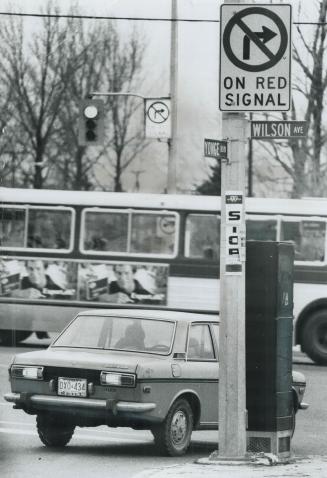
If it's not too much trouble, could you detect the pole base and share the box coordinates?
[197,451,252,466]
[247,430,292,461]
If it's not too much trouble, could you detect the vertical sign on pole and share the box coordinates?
[218,1,292,460]
[145,98,171,139]
[225,191,246,274]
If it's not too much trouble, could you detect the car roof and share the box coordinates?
[77,308,219,323]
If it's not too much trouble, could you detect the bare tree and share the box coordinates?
[252,1,327,198]
[0,5,148,191]
[293,0,327,196]
[101,27,149,192]
[0,84,21,186]
[0,7,85,188]
[51,18,111,190]
[56,22,148,192]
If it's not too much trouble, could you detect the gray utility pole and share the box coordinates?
[218,0,248,459]
[167,0,178,194]
[247,112,253,197]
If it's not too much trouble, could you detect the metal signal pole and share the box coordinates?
[167,0,178,194]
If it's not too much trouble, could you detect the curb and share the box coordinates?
[133,455,327,478]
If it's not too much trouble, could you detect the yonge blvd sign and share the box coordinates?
[219,4,292,111]
[204,138,228,159]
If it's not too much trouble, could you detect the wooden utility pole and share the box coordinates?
[218,0,248,459]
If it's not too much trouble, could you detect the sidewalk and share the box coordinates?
[134,455,327,478]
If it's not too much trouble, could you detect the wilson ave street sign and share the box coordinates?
[251,121,308,139]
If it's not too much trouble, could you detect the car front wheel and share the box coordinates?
[152,398,193,456]
[36,414,75,447]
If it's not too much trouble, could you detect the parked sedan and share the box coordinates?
[4,309,308,456]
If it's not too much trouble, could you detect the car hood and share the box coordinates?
[11,348,164,374]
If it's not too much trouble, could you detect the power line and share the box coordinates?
[0,11,219,23]
[0,11,325,25]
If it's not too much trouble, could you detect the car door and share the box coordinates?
[181,322,219,427]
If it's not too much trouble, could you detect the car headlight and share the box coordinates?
[11,365,44,380]
[100,371,136,388]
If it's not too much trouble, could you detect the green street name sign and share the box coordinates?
[204,138,228,159]
[251,120,307,139]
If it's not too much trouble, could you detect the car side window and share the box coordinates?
[187,324,215,361]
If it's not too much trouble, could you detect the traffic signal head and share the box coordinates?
[78,99,104,146]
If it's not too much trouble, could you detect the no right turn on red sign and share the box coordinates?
[219,4,292,112]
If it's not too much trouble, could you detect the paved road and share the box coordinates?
[0,339,324,478]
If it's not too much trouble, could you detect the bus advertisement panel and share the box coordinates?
[0,258,168,306]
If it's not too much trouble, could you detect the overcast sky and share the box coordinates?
[0,0,318,193]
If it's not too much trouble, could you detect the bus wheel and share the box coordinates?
[152,398,193,456]
[0,330,31,345]
[302,311,327,365]
[36,414,75,447]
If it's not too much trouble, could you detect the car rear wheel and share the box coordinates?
[36,414,75,447]
[152,398,193,456]
[302,311,327,365]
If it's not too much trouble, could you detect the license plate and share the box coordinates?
[58,377,87,397]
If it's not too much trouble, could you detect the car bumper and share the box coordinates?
[4,392,156,414]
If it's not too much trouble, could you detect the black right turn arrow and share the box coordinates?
[243,26,277,60]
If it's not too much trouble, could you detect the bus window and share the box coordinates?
[185,214,220,259]
[83,211,128,252]
[246,218,277,241]
[281,219,326,262]
[0,207,26,247]
[130,213,176,255]
[27,209,71,250]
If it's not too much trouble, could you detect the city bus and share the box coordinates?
[1,187,327,365]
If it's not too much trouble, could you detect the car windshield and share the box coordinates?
[52,315,175,354]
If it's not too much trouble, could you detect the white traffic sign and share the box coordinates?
[219,4,292,112]
[145,98,171,139]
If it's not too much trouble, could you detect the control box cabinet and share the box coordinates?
[246,241,294,458]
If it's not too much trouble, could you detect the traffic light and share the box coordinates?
[78,99,104,146]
